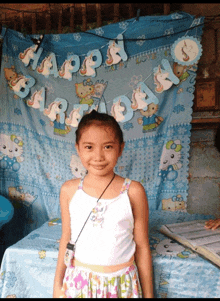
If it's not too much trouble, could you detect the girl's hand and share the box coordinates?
[205,218,220,230]
[53,285,67,298]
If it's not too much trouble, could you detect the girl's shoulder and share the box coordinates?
[129,180,145,194]
[60,178,81,203]
[115,176,145,195]
[128,180,148,209]
[61,177,80,190]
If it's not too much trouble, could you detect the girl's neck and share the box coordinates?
[84,172,115,185]
[82,172,124,199]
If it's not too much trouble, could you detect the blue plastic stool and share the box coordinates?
[0,196,14,230]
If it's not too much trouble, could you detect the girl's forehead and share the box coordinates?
[80,124,116,139]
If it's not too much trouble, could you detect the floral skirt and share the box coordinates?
[60,262,142,298]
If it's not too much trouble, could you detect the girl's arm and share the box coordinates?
[129,181,154,298]
[53,180,76,298]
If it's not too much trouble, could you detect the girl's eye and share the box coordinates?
[85,145,92,150]
[105,145,113,149]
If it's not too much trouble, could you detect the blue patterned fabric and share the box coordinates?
[0,196,14,229]
[0,12,204,236]
[0,212,217,298]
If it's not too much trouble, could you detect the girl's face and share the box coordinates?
[75,124,124,177]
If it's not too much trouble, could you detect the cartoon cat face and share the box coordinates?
[160,149,181,170]
[140,103,158,117]
[70,154,87,178]
[159,140,182,170]
[162,198,176,211]
[75,82,94,98]
[162,197,186,211]
[0,134,23,159]
[4,66,18,82]
[175,200,186,210]
[156,238,185,256]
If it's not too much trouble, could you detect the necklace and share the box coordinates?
[95,173,116,200]
[64,173,116,267]
[75,173,115,243]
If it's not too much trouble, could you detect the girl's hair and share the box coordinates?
[75,110,124,145]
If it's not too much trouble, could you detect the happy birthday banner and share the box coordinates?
[0,12,204,235]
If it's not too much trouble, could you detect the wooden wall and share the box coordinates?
[0,3,169,34]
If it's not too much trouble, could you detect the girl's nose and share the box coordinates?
[94,148,104,161]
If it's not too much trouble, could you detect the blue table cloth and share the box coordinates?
[0,211,217,298]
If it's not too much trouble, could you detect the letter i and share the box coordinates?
[49,53,59,78]
[39,87,46,112]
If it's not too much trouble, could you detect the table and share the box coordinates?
[0,211,218,298]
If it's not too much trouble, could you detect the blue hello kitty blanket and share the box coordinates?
[0,12,204,236]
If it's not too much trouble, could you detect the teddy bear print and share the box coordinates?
[4,66,22,99]
[137,103,163,132]
[173,62,190,84]
[4,66,19,86]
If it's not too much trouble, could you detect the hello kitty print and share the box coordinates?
[0,134,24,172]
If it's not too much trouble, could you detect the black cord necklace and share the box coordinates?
[74,173,116,244]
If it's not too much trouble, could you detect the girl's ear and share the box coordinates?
[119,142,125,157]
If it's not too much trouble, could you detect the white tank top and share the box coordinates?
[69,177,136,266]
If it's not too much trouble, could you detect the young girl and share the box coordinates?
[53,110,154,298]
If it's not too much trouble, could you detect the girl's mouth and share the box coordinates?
[91,165,106,170]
